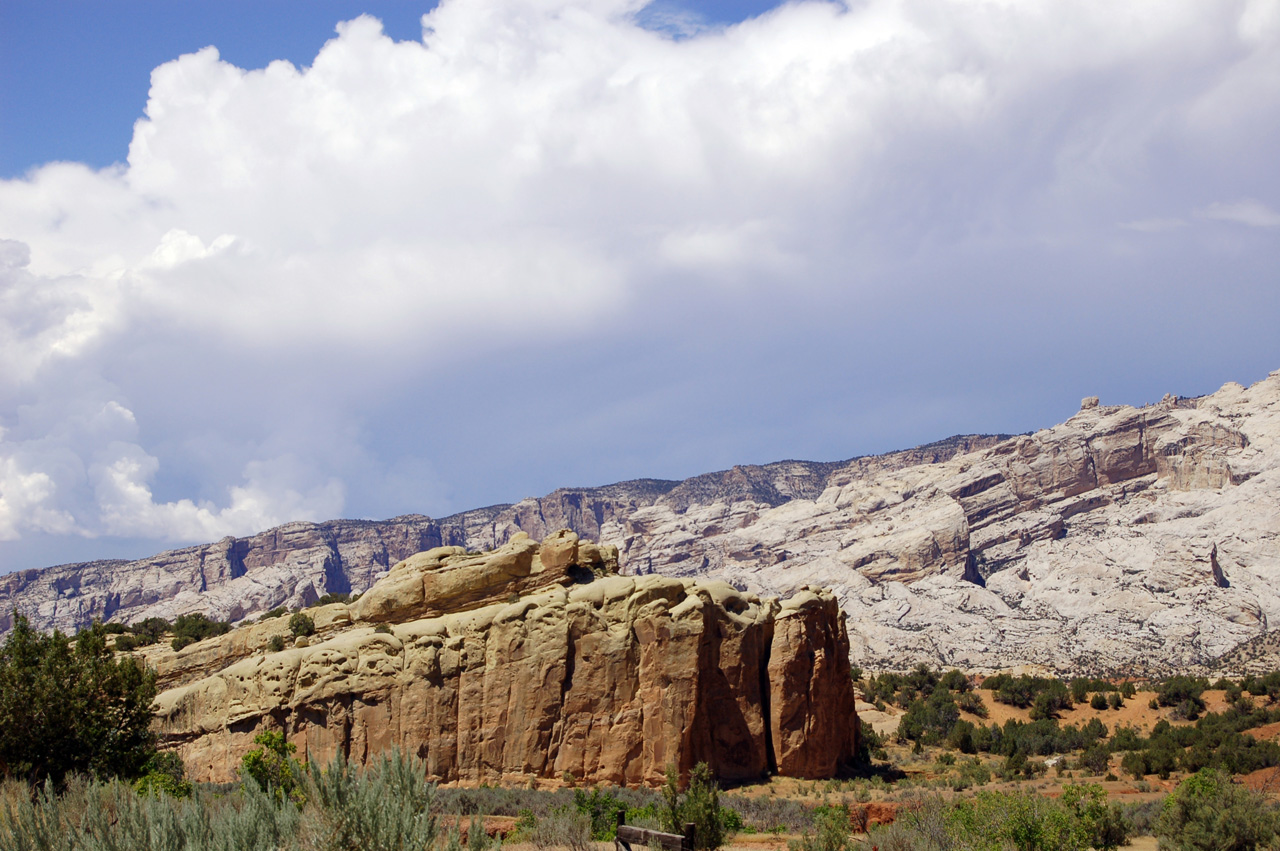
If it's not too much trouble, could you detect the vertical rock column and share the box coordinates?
[767,589,857,778]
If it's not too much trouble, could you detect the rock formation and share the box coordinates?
[6,368,1280,676]
[151,533,858,785]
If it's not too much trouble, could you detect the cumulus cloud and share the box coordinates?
[0,0,1278,563]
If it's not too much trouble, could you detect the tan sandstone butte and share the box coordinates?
[151,532,858,786]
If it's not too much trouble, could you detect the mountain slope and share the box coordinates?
[4,369,1279,675]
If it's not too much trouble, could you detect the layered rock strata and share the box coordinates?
[153,534,857,785]
[8,369,1280,675]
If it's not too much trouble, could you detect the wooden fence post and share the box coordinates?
[683,822,696,851]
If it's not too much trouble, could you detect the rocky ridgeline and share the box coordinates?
[4,369,1280,675]
[0,437,1000,637]
[151,532,857,785]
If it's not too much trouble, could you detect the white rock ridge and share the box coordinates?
[5,370,1280,675]
[623,372,1280,676]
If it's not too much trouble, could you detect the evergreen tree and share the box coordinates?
[0,614,158,785]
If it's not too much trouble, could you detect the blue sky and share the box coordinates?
[1,1,778,177]
[1,0,1278,571]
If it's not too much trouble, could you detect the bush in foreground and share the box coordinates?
[661,762,732,850]
[788,804,855,851]
[1,750,447,851]
[1157,768,1280,851]
[0,616,158,786]
[241,731,305,805]
[870,785,1127,851]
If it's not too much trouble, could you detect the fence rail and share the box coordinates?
[615,812,695,851]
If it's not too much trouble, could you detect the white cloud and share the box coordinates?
[92,444,344,541]
[0,0,1278,559]
[1201,198,1280,228]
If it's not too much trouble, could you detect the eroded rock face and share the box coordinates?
[0,517,458,636]
[672,373,1280,676]
[9,370,1280,676]
[153,534,857,785]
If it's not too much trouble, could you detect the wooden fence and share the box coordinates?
[614,812,695,851]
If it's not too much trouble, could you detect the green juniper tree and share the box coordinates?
[0,614,158,786]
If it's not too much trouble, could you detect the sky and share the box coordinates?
[1,0,1278,572]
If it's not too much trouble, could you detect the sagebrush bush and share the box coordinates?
[0,773,300,851]
[788,804,854,851]
[870,785,1126,851]
[302,751,438,851]
[531,806,592,851]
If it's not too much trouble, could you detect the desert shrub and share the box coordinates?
[984,674,1069,711]
[532,806,593,851]
[906,664,942,694]
[982,717,1106,760]
[375,624,393,635]
[855,724,887,764]
[241,730,305,805]
[303,750,438,851]
[1090,693,1108,711]
[259,607,288,621]
[112,634,146,652]
[897,690,960,745]
[289,613,316,639]
[133,751,192,798]
[1122,798,1164,835]
[1121,750,1148,779]
[507,808,538,843]
[940,669,971,692]
[1243,671,1280,703]
[958,757,991,788]
[1078,745,1110,776]
[1107,691,1124,710]
[661,763,729,850]
[1111,725,1144,752]
[170,612,233,651]
[1157,768,1280,851]
[945,720,978,753]
[267,635,286,652]
[129,617,171,643]
[1156,676,1209,717]
[574,787,626,839]
[0,773,300,851]
[788,804,854,851]
[956,690,988,718]
[0,617,158,786]
[871,785,1124,851]
[315,593,351,607]
[865,672,904,706]
[1029,681,1073,720]
[720,793,813,833]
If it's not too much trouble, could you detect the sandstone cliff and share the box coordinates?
[152,533,858,785]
